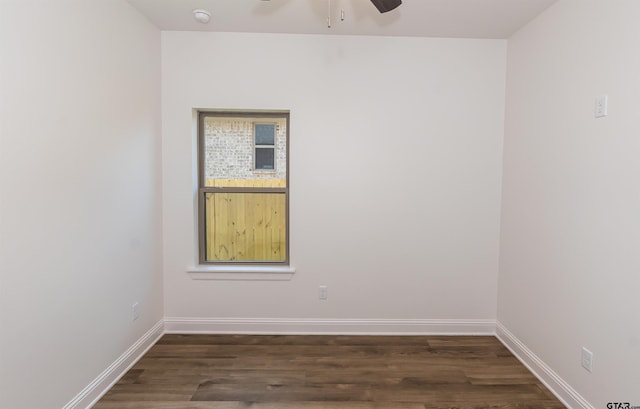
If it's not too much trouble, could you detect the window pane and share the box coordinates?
[204,192,286,262]
[255,123,275,145]
[255,147,275,170]
[203,116,286,188]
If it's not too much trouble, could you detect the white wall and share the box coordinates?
[499,0,640,406]
[0,1,162,408]
[5,1,635,407]
[162,32,506,326]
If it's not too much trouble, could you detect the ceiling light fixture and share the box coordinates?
[192,9,211,24]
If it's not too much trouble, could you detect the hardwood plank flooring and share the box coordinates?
[93,335,565,409]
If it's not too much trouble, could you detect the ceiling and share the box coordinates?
[126,0,558,39]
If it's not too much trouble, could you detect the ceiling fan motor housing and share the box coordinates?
[370,0,402,13]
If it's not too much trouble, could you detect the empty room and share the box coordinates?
[1,1,638,408]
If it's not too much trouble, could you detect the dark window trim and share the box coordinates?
[197,110,290,266]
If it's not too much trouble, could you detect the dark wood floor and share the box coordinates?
[93,334,565,409]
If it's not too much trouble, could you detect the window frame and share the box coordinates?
[197,110,290,266]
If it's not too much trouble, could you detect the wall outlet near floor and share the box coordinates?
[581,347,593,372]
[318,285,328,300]
[132,302,140,321]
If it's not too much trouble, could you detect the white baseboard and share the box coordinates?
[164,317,496,335]
[496,321,594,409]
[63,319,164,409]
[62,318,591,409]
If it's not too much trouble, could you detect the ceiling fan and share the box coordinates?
[260,0,402,14]
[370,0,402,13]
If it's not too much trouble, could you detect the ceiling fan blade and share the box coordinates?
[370,0,402,13]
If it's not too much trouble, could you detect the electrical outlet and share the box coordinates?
[318,285,328,300]
[581,347,593,372]
[132,302,140,321]
[595,95,608,118]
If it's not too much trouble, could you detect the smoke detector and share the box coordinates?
[192,9,211,24]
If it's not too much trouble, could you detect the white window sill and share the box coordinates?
[187,265,295,281]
